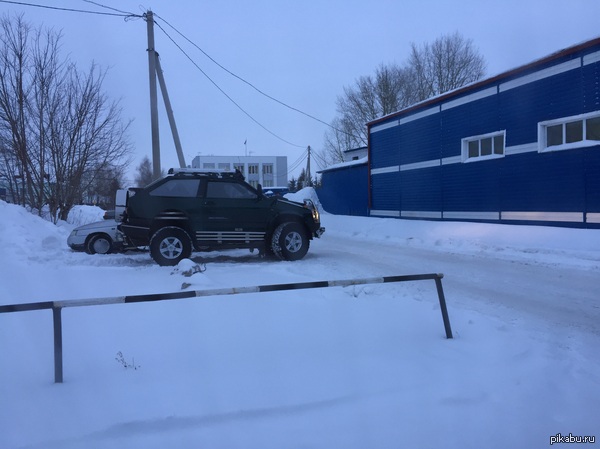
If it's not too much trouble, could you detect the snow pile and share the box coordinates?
[67,204,107,227]
[285,186,324,213]
[0,200,71,262]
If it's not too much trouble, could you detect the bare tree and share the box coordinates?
[320,32,486,166]
[0,14,132,221]
[0,14,30,207]
[46,63,132,221]
[408,31,486,102]
[87,161,126,209]
[321,64,414,164]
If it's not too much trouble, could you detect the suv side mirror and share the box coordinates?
[256,183,263,198]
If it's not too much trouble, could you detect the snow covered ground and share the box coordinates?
[1,191,599,449]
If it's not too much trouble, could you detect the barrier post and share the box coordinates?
[434,276,453,339]
[52,307,63,383]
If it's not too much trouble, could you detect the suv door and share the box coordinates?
[195,179,273,246]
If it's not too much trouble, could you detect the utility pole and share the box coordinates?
[146,10,161,179]
[155,57,186,168]
[306,145,313,187]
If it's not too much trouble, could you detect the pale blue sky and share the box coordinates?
[2,0,600,181]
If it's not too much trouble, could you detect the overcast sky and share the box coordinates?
[2,0,600,181]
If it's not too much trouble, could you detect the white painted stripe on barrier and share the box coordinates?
[192,286,260,297]
[55,297,126,308]
[328,277,385,287]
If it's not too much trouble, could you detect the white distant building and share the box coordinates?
[191,155,288,189]
[343,146,368,162]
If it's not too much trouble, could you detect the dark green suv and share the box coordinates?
[115,169,324,266]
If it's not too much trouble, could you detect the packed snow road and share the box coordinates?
[311,232,600,338]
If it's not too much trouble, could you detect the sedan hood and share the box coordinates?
[74,219,118,232]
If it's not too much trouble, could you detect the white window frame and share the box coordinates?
[538,110,600,153]
[461,130,506,163]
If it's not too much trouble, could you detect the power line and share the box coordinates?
[153,13,334,129]
[287,151,308,175]
[80,0,136,16]
[151,16,305,149]
[0,0,141,18]
[153,13,361,142]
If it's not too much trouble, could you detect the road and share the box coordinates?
[308,233,600,337]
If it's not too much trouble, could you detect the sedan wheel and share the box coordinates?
[86,234,113,255]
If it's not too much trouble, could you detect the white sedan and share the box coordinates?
[67,219,130,255]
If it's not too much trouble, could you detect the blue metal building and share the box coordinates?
[367,37,600,228]
[317,159,369,216]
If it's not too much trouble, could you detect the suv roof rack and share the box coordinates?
[167,167,244,179]
[168,167,230,174]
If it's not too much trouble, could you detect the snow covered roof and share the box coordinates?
[317,156,368,174]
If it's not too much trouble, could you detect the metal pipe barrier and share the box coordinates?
[0,273,453,383]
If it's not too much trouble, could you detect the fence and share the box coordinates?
[0,273,453,383]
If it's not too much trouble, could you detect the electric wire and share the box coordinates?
[153,12,362,142]
[80,0,136,16]
[153,14,333,129]
[311,150,328,170]
[285,151,307,176]
[151,16,305,149]
[0,0,141,18]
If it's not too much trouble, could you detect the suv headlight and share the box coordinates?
[303,199,319,222]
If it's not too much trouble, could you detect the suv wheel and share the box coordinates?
[150,226,192,266]
[271,222,309,261]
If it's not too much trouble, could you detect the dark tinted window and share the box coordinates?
[206,181,257,199]
[149,179,201,197]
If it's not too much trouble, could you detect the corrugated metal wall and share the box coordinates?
[368,39,600,228]
[317,163,368,216]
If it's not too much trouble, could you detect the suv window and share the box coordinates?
[206,181,257,199]
[149,179,201,197]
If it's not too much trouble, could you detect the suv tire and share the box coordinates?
[150,226,192,266]
[271,222,309,261]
